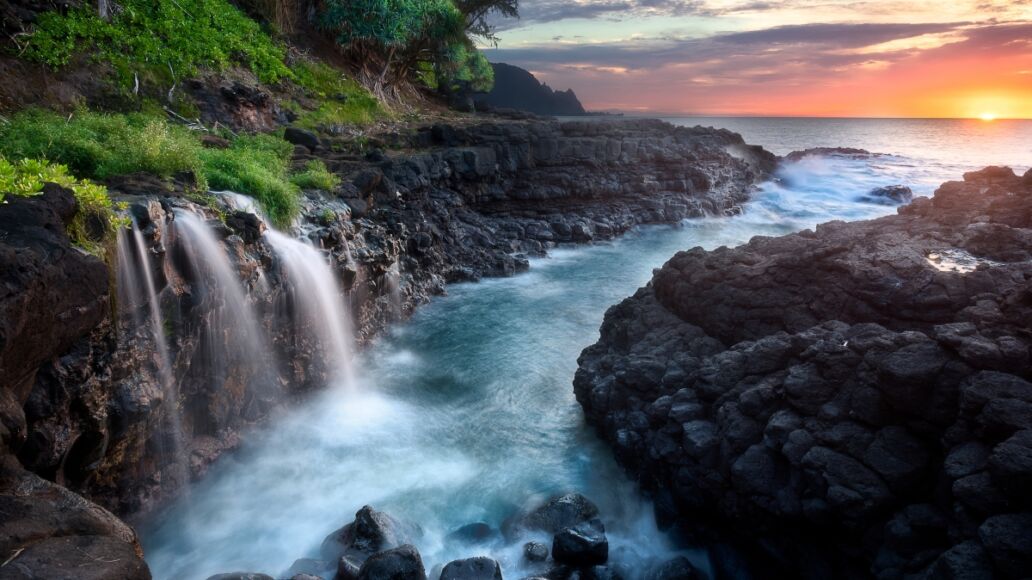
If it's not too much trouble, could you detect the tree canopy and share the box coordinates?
[319,0,517,100]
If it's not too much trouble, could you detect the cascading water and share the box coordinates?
[171,211,279,412]
[265,229,356,386]
[116,220,188,489]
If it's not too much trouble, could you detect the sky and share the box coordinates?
[482,0,1032,118]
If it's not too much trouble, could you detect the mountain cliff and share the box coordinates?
[478,63,588,116]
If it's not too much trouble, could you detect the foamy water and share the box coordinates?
[141,120,1032,580]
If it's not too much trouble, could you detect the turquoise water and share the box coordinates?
[141,119,1032,579]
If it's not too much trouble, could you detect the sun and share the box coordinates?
[979,112,998,121]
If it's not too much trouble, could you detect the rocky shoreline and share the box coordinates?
[574,166,1032,578]
[0,117,774,578]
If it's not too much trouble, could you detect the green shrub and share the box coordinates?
[0,109,307,227]
[0,109,203,180]
[200,135,300,227]
[24,0,291,85]
[291,160,340,191]
[0,155,125,254]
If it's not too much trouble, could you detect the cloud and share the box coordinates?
[483,20,1032,114]
[491,0,709,29]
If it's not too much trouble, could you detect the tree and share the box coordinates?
[319,0,516,101]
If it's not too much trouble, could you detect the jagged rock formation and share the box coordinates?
[575,167,1032,578]
[478,63,588,116]
[0,117,773,575]
[0,188,151,578]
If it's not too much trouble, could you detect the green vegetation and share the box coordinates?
[199,134,300,226]
[0,109,344,228]
[0,155,124,254]
[292,61,385,127]
[0,109,202,180]
[24,0,290,85]
[318,0,515,99]
[291,160,340,191]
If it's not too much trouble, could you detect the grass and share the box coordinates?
[0,109,344,228]
[292,61,384,128]
[291,160,340,191]
[23,0,291,86]
[0,155,126,255]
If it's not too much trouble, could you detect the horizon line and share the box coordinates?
[591,112,1032,121]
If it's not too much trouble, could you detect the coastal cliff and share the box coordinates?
[574,167,1032,578]
[0,117,773,577]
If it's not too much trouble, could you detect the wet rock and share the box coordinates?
[439,556,503,580]
[337,555,362,580]
[206,574,275,580]
[447,522,495,543]
[521,493,601,534]
[552,518,608,567]
[574,166,1032,578]
[861,185,913,205]
[286,558,331,578]
[356,545,426,580]
[321,506,416,563]
[523,541,549,562]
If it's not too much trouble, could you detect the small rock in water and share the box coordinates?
[292,575,323,580]
[439,556,503,580]
[523,541,549,562]
[860,184,913,205]
[321,505,416,563]
[205,574,274,580]
[446,522,495,543]
[519,493,601,534]
[552,518,609,566]
[356,545,426,580]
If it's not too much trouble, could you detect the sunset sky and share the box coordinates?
[484,0,1032,118]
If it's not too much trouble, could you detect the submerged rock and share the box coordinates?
[860,184,913,205]
[523,541,549,563]
[574,167,1032,578]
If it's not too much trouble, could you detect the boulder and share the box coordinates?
[284,127,321,151]
[321,506,416,563]
[552,518,608,567]
[356,545,426,580]
[523,541,549,563]
[520,493,601,534]
[861,185,913,205]
[439,557,503,580]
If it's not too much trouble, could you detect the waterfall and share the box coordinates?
[171,210,278,405]
[116,221,188,489]
[265,230,355,387]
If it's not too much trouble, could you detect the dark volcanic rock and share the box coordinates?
[574,167,1032,579]
[0,454,150,579]
[356,544,426,580]
[439,556,503,580]
[861,184,913,205]
[524,541,549,562]
[321,505,417,564]
[552,518,609,567]
[518,493,601,534]
[0,185,108,400]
